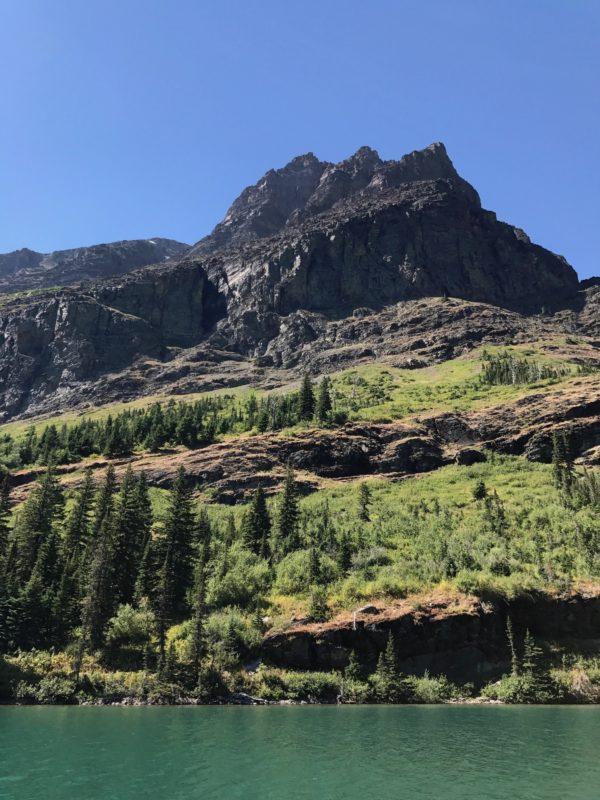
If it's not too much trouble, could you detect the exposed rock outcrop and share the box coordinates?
[0,237,189,293]
[262,589,600,683]
[0,143,591,420]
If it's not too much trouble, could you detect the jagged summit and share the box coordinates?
[188,142,478,257]
[0,142,587,420]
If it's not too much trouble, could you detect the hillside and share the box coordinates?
[1,144,600,705]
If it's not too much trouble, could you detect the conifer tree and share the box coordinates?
[112,466,147,605]
[159,467,195,619]
[308,587,331,622]
[298,375,315,421]
[506,616,519,676]
[337,530,353,572]
[276,466,300,556]
[358,482,372,522]
[0,473,11,560]
[63,468,95,570]
[473,480,488,501]
[345,649,363,681]
[190,552,207,681]
[242,485,271,556]
[13,468,64,585]
[314,377,332,423]
[79,510,117,654]
[90,465,117,551]
[375,631,404,702]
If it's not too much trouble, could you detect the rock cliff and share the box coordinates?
[0,143,591,419]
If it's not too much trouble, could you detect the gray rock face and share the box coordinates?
[0,262,223,419]
[0,238,189,293]
[0,142,587,420]
[189,142,479,257]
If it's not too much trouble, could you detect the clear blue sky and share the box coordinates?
[1,0,598,277]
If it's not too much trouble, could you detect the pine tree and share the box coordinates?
[375,631,404,702]
[0,473,11,560]
[276,466,300,556]
[13,468,64,585]
[552,431,566,489]
[190,554,207,681]
[90,465,117,551]
[473,480,488,501]
[506,616,519,676]
[63,468,95,573]
[308,587,331,622]
[337,530,352,572]
[345,649,363,681]
[242,486,271,556]
[314,377,332,423]
[358,482,371,522]
[298,375,315,421]
[112,466,148,605]
[157,467,195,628]
[79,510,117,654]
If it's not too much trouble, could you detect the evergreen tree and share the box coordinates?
[112,466,147,605]
[375,631,404,702]
[314,376,332,423]
[308,587,331,622]
[0,473,11,560]
[276,466,300,556]
[158,467,195,622]
[298,375,315,421]
[345,649,364,681]
[62,468,95,572]
[473,480,488,501]
[337,530,353,572]
[242,485,271,556]
[79,510,117,654]
[13,468,64,585]
[90,465,117,551]
[358,482,372,522]
[190,553,207,681]
[194,508,212,553]
[506,616,519,676]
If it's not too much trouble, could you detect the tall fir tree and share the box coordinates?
[358,482,372,522]
[13,468,64,586]
[298,375,316,421]
[314,376,332,423]
[276,466,300,556]
[242,485,271,556]
[157,466,195,625]
[112,466,148,605]
[0,473,11,560]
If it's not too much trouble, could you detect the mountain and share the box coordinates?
[0,143,591,421]
[3,144,600,706]
[0,237,189,293]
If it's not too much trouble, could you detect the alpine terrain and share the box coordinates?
[1,143,600,706]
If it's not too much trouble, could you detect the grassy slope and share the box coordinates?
[0,340,588,442]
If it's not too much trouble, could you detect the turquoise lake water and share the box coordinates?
[1,706,599,800]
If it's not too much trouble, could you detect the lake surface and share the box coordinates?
[1,706,599,800]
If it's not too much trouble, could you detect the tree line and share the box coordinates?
[0,376,340,471]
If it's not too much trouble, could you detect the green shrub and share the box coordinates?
[405,673,465,703]
[275,550,339,595]
[206,543,271,609]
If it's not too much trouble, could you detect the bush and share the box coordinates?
[481,673,561,704]
[405,673,465,703]
[206,543,271,609]
[204,608,262,668]
[275,550,339,595]
[16,672,76,704]
[105,602,156,649]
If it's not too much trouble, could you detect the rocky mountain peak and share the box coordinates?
[188,142,477,258]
